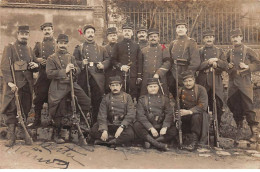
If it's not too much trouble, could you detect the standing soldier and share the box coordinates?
[1,25,39,147]
[136,26,148,49]
[134,78,177,151]
[111,22,143,101]
[31,22,56,128]
[168,19,200,98]
[104,27,118,94]
[73,24,109,124]
[46,34,91,144]
[90,76,136,147]
[140,28,171,96]
[197,30,228,127]
[226,28,260,142]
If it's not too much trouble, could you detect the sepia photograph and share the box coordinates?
[0,0,260,169]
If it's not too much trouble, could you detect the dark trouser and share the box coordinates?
[90,123,135,145]
[207,89,223,124]
[33,71,51,116]
[227,90,258,126]
[5,83,32,125]
[133,121,177,142]
[181,113,203,137]
[167,74,183,100]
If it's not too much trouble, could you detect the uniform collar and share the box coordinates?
[16,40,27,45]
[204,44,214,48]
[177,35,188,40]
[150,43,159,47]
[123,38,132,43]
[85,40,95,44]
[58,49,67,54]
[109,42,116,46]
[234,43,243,48]
[43,37,54,41]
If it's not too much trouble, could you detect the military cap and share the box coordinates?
[147,28,159,36]
[109,76,122,84]
[18,25,29,33]
[203,29,215,37]
[83,24,96,34]
[40,22,53,30]
[107,27,117,35]
[122,22,134,30]
[57,34,69,42]
[147,78,159,85]
[176,19,187,27]
[137,26,147,33]
[230,28,243,37]
[181,70,194,80]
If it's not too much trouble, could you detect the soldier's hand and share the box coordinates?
[8,82,17,93]
[160,127,167,135]
[121,65,130,72]
[37,58,46,65]
[212,62,218,68]
[136,78,142,85]
[65,63,75,73]
[208,58,218,65]
[115,126,124,138]
[97,62,104,69]
[228,63,234,69]
[180,109,193,116]
[153,74,159,79]
[101,130,108,141]
[83,59,89,65]
[150,127,159,137]
[239,62,249,69]
[29,62,39,69]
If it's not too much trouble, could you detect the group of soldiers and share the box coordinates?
[1,19,260,151]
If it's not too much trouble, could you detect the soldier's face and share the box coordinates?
[147,84,159,95]
[231,35,243,45]
[183,77,195,90]
[203,35,215,46]
[148,34,159,44]
[109,83,122,94]
[84,28,95,41]
[137,31,147,41]
[57,41,68,51]
[107,33,118,44]
[122,29,133,39]
[176,25,187,36]
[17,32,29,43]
[43,27,54,38]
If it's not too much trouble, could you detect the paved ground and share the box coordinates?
[0,140,260,169]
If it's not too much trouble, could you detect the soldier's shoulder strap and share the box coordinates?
[122,92,128,104]
[242,44,248,62]
[215,46,220,59]
[78,43,84,57]
[194,84,199,101]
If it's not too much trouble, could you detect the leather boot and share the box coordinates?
[5,124,16,147]
[156,136,166,143]
[145,135,169,151]
[28,110,41,129]
[249,125,259,143]
[183,133,198,151]
[144,142,151,149]
[54,128,65,144]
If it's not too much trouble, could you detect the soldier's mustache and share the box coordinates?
[45,33,50,35]
[88,36,93,38]
[113,89,118,92]
[151,39,156,41]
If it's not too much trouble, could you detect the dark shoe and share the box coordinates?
[5,124,16,147]
[145,135,169,151]
[183,144,196,152]
[156,136,166,142]
[24,137,33,145]
[144,141,151,149]
[53,128,65,144]
[94,139,110,146]
[184,133,198,151]
[28,111,41,129]
[249,125,259,143]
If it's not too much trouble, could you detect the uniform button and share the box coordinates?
[204,54,206,56]
[192,95,194,97]
[192,89,194,91]
[20,54,23,56]
[111,107,114,109]
[240,53,243,55]
[43,51,45,52]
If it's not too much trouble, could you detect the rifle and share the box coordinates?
[69,67,88,147]
[8,57,33,145]
[211,67,220,147]
[85,62,93,126]
[158,78,165,95]
[174,7,203,148]
[123,62,132,93]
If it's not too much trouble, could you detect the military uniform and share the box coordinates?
[33,22,56,126]
[111,23,143,99]
[136,26,148,49]
[90,89,136,145]
[226,29,260,128]
[197,30,228,124]
[168,20,200,98]
[73,25,109,124]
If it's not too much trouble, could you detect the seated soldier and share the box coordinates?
[134,78,177,151]
[46,34,91,144]
[89,76,136,147]
[178,70,209,151]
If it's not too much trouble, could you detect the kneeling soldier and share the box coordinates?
[90,76,136,147]
[46,34,91,144]
[134,78,177,151]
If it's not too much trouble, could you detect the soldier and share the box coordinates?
[140,28,171,96]
[168,19,200,98]
[90,76,136,147]
[196,30,228,127]
[0,25,39,147]
[136,26,148,49]
[226,28,260,142]
[104,27,118,94]
[178,70,209,151]
[111,22,143,100]
[31,22,56,128]
[134,78,177,151]
[73,24,109,124]
[46,34,91,144]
